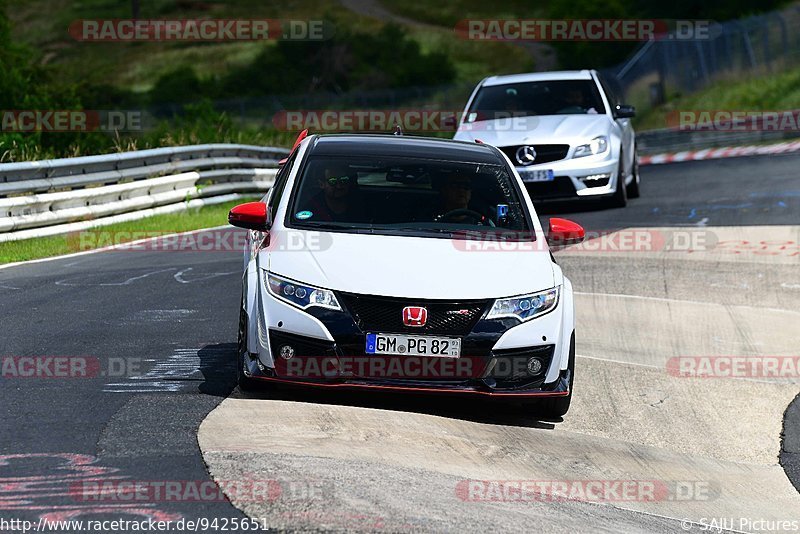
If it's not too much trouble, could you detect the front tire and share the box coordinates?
[609,153,628,208]
[626,148,641,199]
[237,295,259,392]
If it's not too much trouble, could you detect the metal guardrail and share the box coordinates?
[0,144,287,196]
[0,144,289,242]
[636,127,800,155]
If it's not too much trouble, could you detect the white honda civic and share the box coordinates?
[454,69,640,207]
[228,131,585,417]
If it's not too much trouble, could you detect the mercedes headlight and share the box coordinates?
[486,287,560,322]
[265,272,341,311]
[573,136,608,158]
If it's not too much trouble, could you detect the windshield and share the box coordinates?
[288,155,532,239]
[466,80,607,121]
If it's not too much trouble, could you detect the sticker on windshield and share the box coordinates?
[296,211,313,220]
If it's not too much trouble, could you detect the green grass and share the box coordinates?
[0,196,258,264]
[8,0,363,91]
[634,66,800,130]
[406,26,535,82]
[380,0,550,27]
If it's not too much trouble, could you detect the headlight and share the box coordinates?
[573,136,608,158]
[486,287,559,322]
[265,272,341,311]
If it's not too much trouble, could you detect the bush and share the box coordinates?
[219,23,456,97]
[149,66,204,106]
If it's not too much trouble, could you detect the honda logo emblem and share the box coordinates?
[402,306,428,327]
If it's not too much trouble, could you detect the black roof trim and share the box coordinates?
[307,134,503,164]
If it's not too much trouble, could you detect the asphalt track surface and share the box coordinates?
[1,153,798,532]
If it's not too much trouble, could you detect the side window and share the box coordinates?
[267,152,296,221]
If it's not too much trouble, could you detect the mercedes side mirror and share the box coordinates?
[613,104,636,119]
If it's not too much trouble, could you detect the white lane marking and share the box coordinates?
[574,291,800,316]
[0,284,21,290]
[174,268,193,283]
[131,309,198,322]
[55,267,178,287]
[780,283,800,290]
[173,267,239,284]
[0,225,230,271]
[576,354,661,370]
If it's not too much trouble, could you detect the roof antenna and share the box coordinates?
[393,123,403,136]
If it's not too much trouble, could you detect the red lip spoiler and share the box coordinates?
[252,375,569,397]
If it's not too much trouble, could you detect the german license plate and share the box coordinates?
[519,169,554,182]
[365,333,461,357]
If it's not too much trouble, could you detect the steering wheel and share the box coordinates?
[438,209,494,226]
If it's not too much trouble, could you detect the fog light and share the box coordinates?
[527,357,543,375]
[581,173,610,181]
[279,345,295,360]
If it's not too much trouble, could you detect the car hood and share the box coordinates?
[265,231,555,300]
[454,114,612,148]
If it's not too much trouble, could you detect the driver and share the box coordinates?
[304,164,362,222]
[432,173,490,225]
[561,88,597,114]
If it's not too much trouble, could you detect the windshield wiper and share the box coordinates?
[294,222,371,233]
[389,227,458,236]
[295,222,348,229]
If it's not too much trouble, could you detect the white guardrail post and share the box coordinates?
[0,144,289,243]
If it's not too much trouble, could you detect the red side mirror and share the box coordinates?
[547,218,585,247]
[229,202,269,231]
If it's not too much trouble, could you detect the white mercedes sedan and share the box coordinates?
[454,70,640,207]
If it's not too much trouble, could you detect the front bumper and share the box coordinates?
[516,154,620,201]
[247,286,572,398]
[242,353,571,398]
